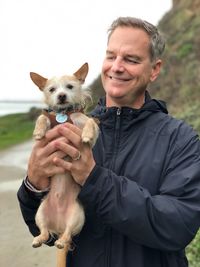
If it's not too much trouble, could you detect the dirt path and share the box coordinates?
[0,141,56,267]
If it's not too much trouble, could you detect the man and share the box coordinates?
[18,17,200,267]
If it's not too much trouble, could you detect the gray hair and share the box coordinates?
[107,17,165,62]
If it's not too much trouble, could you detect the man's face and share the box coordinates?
[101,26,161,108]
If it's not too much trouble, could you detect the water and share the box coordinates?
[0,101,45,116]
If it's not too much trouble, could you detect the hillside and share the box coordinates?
[90,0,200,132]
[149,0,200,131]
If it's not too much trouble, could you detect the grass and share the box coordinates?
[187,230,200,267]
[0,113,35,150]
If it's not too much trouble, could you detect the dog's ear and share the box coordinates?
[30,72,48,91]
[73,63,89,84]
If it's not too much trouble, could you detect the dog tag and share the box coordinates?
[56,113,68,123]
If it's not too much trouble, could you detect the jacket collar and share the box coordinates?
[91,91,168,119]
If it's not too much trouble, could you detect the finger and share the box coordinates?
[53,157,72,171]
[35,137,67,160]
[48,165,66,177]
[32,126,63,148]
[58,125,82,148]
[49,149,66,161]
[54,140,79,160]
[45,125,65,142]
[63,123,82,136]
[41,165,65,178]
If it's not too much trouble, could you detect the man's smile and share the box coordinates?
[108,75,132,82]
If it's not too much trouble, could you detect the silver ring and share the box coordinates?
[73,151,81,161]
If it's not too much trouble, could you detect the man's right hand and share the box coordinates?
[27,126,67,190]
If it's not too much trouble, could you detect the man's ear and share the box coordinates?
[150,60,162,82]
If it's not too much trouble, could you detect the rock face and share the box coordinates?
[173,0,200,12]
[150,0,200,117]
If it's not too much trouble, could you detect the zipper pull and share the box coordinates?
[117,108,121,116]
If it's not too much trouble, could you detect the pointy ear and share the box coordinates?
[30,72,48,91]
[73,63,89,84]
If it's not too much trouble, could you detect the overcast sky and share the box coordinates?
[0,0,172,101]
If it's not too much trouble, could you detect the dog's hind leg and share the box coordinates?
[32,202,50,248]
[55,228,71,250]
[55,201,85,250]
[32,227,49,248]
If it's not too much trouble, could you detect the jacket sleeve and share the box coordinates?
[17,181,56,246]
[78,129,200,251]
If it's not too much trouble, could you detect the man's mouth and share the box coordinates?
[108,75,131,82]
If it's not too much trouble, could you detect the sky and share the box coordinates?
[0,0,172,101]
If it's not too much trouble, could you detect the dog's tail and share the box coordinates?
[56,246,68,267]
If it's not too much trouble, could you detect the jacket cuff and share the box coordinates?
[24,176,50,195]
[17,178,47,209]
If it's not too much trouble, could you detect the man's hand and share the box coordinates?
[27,126,67,190]
[53,123,96,186]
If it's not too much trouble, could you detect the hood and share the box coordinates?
[90,91,168,121]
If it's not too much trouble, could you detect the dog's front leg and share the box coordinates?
[70,113,99,147]
[33,114,51,140]
[81,118,99,147]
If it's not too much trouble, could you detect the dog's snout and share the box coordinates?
[58,94,67,103]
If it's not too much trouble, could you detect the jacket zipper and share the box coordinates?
[111,108,121,167]
[106,107,121,267]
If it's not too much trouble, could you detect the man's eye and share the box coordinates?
[66,84,73,89]
[49,87,56,93]
[126,58,139,64]
[106,56,115,61]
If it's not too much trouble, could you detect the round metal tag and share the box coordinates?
[56,113,68,123]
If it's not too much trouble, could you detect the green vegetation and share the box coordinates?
[175,104,200,133]
[0,112,35,150]
[177,42,193,59]
[187,230,200,267]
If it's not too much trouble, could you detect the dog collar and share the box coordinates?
[43,104,84,127]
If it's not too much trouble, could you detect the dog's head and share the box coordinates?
[30,63,91,110]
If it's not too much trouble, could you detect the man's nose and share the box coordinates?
[111,57,124,72]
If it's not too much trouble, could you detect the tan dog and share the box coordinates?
[30,63,99,267]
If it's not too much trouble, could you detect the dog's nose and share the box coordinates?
[58,94,67,103]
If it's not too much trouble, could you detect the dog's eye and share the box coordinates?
[66,84,73,90]
[49,87,56,93]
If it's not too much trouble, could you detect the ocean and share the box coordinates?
[0,101,45,116]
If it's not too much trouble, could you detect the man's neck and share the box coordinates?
[106,94,145,109]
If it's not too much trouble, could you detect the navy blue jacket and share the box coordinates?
[18,93,200,267]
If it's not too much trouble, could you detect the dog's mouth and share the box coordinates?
[55,102,70,110]
[51,101,83,113]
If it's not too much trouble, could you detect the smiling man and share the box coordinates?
[102,25,161,108]
[18,17,200,267]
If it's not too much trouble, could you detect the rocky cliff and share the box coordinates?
[150,0,200,128]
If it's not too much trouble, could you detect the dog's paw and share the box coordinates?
[55,240,65,249]
[32,238,43,248]
[33,130,46,140]
[81,133,94,146]
[81,119,99,147]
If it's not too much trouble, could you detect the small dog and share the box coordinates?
[30,63,99,267]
